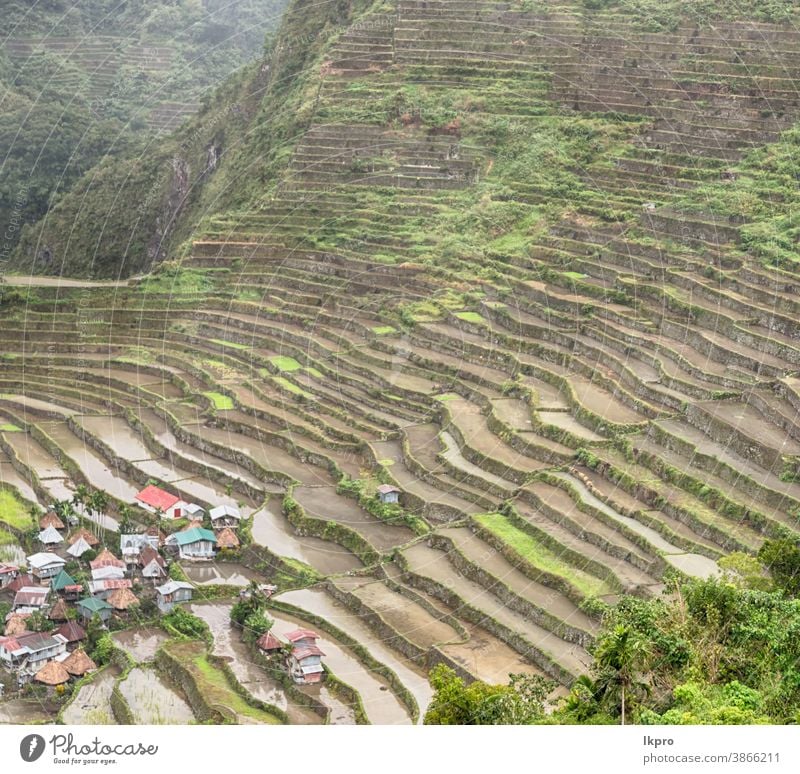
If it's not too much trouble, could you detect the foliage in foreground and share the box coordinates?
[425,571,800,725]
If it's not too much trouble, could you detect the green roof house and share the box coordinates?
[51,569,75,592]
[51,570,82,601]
[77,596,112,623]
[165,527,217,560]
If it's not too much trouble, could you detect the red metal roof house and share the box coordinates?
[285,629,325,684]
[134,485,186,520]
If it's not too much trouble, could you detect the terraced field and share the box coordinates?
[4,0,800,724]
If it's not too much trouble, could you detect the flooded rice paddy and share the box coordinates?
[181,562,262,587]
[188,602,321,725]
[61,666,121,724]
[118,667,195,724]
[250,503,360,576]
[112,627,169,663]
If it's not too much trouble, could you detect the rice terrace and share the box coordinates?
[2,0,800,727]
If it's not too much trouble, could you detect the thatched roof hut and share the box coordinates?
[48,599,69,622]
[67,537,92,558]
[4,613,30,636]
[62,648,97,676]
[107,587,139,611]
[34,660,70,686]
[215,527,240,549]
[40,511,65,530]
[68,528,99,548]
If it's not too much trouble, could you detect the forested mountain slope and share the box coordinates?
[1,0,286,267]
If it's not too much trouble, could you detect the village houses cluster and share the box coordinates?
[0,484,243,689]
[0,483,331,689]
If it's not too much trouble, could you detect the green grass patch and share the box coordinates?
[275,556,323,587]
[0,490,34,531]
[562,271,587,280]
[273,377,310,397]
[434,393,460,402]
[269,355,302,372]
[203,392,234,410]
[372,325,397,335]
[0,423,23,432]
[304,366,323,378]
[455,311,486,324]
[168,641,282,724]
[475,512,612,598]
[401,300,442,322]
[236,288,262,302]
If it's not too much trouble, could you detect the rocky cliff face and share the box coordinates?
[10,0,364,278]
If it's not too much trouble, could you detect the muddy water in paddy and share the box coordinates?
[0,699,54,724]
[314,686,356,724]
[293,485,414,552]
[337,575,460,650]
[401,541,590,678]
[250,504,360,576]
[441,623,560,689]
[182,562,262,586]
[39,477,75,503]
[119,667,195,724]
[61,666,121,724]
[188,602,321,725]
[78,415,154,462]
[438,431,514,491]
[0,395,76,416]
[185,423,337,486]
[4,275,134,288]
[132,408,268,490]
[3,431,68,479]
[537,410,605,441]
[112,627,168,662]
[276,588,431,722]
[40,421,138,507]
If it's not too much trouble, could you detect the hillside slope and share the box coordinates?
[1,0,286,268]
[3,0,800,721]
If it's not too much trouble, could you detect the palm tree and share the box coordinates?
[592,624,650,725]
[117,504,134,534]
[72,484,89,513]
[88,490,108,518]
